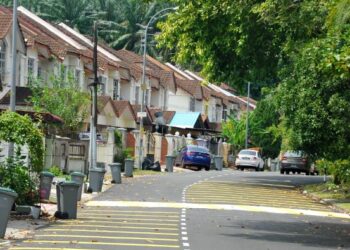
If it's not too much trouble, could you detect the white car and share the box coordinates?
[235,149,264,171]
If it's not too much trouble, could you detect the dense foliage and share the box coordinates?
[0,0,172,58]
[0,111,44,172]
[30,71,90,135]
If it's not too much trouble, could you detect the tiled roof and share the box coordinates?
[0,14,12,39]
[175,79,203,100]
[220,83,237,94]
[131,104,152,125]
[148,108,176,125]
[111,100,136,121]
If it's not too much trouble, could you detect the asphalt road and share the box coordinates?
[7,170,350,250]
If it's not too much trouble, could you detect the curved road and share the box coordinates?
[8,170,350,250]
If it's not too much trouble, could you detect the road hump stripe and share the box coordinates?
[44,228,179,236]
[85,200,350,219]
[54,224,179,231]
[23,240,180,248]
[36,235,179,242]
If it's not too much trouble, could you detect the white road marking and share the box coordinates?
[85,200,350,219]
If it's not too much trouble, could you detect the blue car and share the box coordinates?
[175,145,211,171]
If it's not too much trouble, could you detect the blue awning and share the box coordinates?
[168,112,201,129]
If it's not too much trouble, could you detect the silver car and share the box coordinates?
[235,149,264,171]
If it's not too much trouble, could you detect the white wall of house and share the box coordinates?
[0,25,26,90]
[120,80,132,101]
[150,88,160,108]
[167,88,191,112]
[116,112,136,129]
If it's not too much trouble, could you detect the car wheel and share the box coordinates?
[280,170,284,174]
[292,171,296,174]
[286,171,290,175]
[181,159,186,168]
[255,167,259,172]
[240,167,244,171]
[297,170,301,174]
[305,171,310,175]
[205,166,210,171]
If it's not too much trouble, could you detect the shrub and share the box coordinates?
[0,154,39,205]
[48,166,63,177]
[316,159,350,185]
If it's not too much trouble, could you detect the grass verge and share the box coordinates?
[304,182,350,213]
[133,169,165,176]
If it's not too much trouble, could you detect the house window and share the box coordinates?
[74,69,81,85]
[98,76,107,95]
[37,66,43,79]
[113,79,119,100]
[28,58,35,75]
[145,89,150,106]
[0,40,6,83]
[135,85,140,104]
[189,97,195,112]
[163,88,167,110]
[223,109,228,121]
[61,65,67,80]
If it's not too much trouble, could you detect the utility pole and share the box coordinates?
[8,0,18,158]
[138,7,178,170]
[89,22,99,170]
[245,82,251,149]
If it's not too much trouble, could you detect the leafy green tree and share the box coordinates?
[249,89,281,158]
[30,71,90,136]
[275,0,350,161]
[222,111,265,155]
[157,0,284,96]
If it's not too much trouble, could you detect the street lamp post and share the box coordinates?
[245,82,251,149]
[138,6,177,170]
[8,0,18,158]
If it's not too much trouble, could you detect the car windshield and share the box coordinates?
[188,146,209,153]
[284,151,303,157]
[239,150,257,156]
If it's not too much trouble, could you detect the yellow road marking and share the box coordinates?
[85,200,350,219]
[186,192,320,201]
[199,181,295,188]
[10,248,99,250]
[54,224,179,231]
[185,195,327,206]
[77,212,179,218]
[44,228,179,236]
[60,220,178,227]
[23,240,180,248]
[184,200,329,211]
[36,235,179,242]
[80,209,179,215]
[78,216,178,222]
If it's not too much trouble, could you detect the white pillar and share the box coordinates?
[153,132,162,162]
[185,133,193,145]
[117,128,127,149]
[132,130,140,168]
[165,134,174,156]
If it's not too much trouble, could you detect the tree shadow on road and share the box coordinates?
[221,219,349,249]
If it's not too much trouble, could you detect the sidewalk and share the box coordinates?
[4,165,191,242]
[4,171,114,242]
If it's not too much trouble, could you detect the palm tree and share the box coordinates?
[99,0,172,57]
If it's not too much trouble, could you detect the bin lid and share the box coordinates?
[109,163,122,167]
[70,172,85,177]
[41,171,55,177]
[0,187,18,198]
[58,181,80,187]
[89,168,106,173]
[125,158,134,162]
